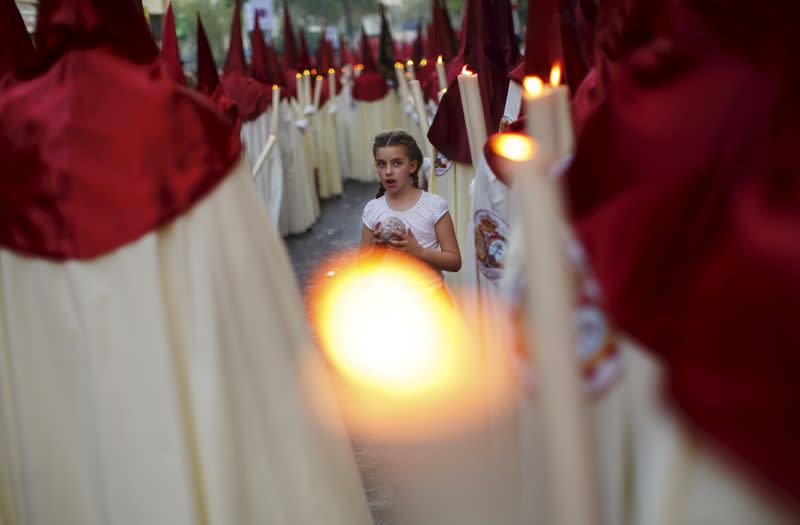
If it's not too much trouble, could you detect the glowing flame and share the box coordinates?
[311,69,317,75]
[328,68,335,75]
[355,64,365,71]
[490,133,537,162]
[316,75,323,81]
[395,61,404,69]
[437,55,443,64]
[524,76,544,96]
[295,73,302,79]
[303,69,311,76]
[272,84,279,91]
[406,59,414,67]
[405,72,411,78]
[312,252,463,394]
[550,63,562,87]
[306,251,518,440]
[461,65,475,76]
[420,58,428,66]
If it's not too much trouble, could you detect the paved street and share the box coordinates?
[284,180,392,525]
[285,180,377,295]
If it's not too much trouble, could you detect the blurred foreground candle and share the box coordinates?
[490,133,599,525]
[456,66,487,167]
[306,250,515,440]
[523,63,574,159]
[395,62,411,101]
[436,55,447,91]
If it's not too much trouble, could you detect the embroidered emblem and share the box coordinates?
[473,210,508,280]
[435,151,454,176]
[499,116,513,132]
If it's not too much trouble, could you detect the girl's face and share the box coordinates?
[375,145,419,194]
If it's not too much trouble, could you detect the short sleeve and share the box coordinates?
[430,194,450,223]
[362,200,377,229]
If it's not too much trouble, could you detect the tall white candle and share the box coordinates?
[270,84,281,134]
[406,59,417,82]
[436,55,447,91]
[303,70,312,109]
[489,133,598,525]
[313,74,323,110]
[327,69,337,110]
[409,80,430,136]
[456,66,488,168]
[523,65,574,159]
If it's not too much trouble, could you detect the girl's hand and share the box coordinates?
[372,222,384,245]
[387,228,422,257]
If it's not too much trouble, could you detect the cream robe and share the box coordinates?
[0,160,373,525]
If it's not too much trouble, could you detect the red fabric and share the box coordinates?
[340,34,355,66]
[496,0,521,70]
[352,70,389,102]
[298,29,314,71]
[282,0,299,70]
[566,0,800,508]
[0,0,242,261]
[250,23,274,86]
[508,59,525,84]
[196,16,220,96]
[0,0,37,82]
[161,4,186,86]
[559,0,590,93]
[412,22,425,62]
[482,116,526,186]
[427,0,510,164]
[221,0,270,122]
[524,0,562,78]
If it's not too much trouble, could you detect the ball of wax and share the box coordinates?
[379,216,407,243]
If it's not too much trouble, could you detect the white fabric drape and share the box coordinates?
[278,99,318,234]
[0,160,372,525]
[242,112,284,230]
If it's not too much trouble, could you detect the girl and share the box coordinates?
[360,130,461,280]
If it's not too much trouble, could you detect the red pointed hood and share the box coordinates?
[223,0,247,76]
[430,0,457,61]
[559,0,593,93]
[196,16,220,96]
[298,28,313,71]
[0,0,37,82]
[524,0,563,79]
[251,21,273,86]
[221,0,270,121]
[496,0,521,70]
[567,0,800,507]
[352,28,388,101]
[161,3,186,86]
[411,20,425,62]
[282,0,299,70]
[339,34,355,66]
[426,0,510,164]
[0,0,242,260]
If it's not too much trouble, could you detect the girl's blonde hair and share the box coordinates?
[373,130,424,198]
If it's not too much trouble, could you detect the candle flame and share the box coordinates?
[524,76,544,96]
[272,84,279,91]
[420,58,428,66]
[550,63,562,87]
[303,69,310,76]
[490,133,537,162]
[316,75,323,81]
[328,68,335,75]
[306,251,517,440]
[405,72,411,78]
[395,61,403,69]
[355,64,365,71]
[437,55,443,64]
[295,73,302,79]
[406,59,414,66]
[461,65,475,76]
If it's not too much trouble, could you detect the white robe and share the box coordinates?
[0,159,373,525]
[278,99,319,234]
[241,111,284,231]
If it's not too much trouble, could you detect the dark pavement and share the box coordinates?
[285,180,377,295]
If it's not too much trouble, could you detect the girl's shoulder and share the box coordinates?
[363,195,386,212]
[421,192,450,217]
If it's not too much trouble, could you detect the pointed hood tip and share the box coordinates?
[162,3,187,86]
[196,15,220,95]
[223,0,247,77]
